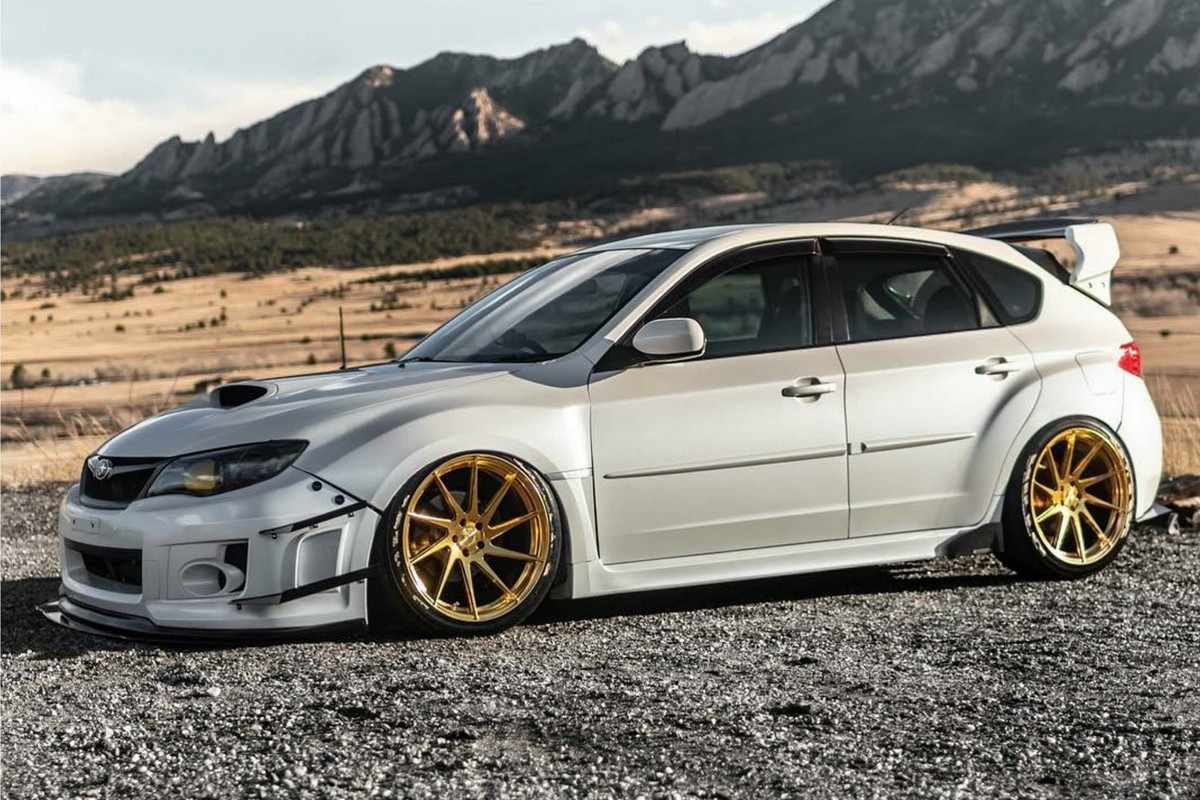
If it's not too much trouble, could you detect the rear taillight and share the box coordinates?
[1118,341,1142,377]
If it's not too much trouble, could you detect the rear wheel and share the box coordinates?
[375,453,560,636]
[999,419,1134,579]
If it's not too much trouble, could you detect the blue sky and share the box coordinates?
[0,0,829,175]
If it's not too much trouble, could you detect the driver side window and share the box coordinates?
[654,255,814,358]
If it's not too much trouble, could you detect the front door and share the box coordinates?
[589,243,849,564]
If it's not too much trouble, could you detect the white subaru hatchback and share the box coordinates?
[46,218,1163,638]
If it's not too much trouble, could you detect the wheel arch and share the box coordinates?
[362,446,576,630]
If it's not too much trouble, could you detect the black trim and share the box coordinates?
[39,596,367,644]
[292,467,385,515]
[962,217,1097,242]
[822,237,951,256]
[64,539,140,559]
[235,567,376,606]
[258,501,368,537]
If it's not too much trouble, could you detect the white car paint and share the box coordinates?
[47,221,1164,637]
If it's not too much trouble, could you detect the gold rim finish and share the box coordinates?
[395,454,550,623]
[1029,427,1132,566]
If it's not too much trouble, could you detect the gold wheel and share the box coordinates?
[394,454,551,624]
[1029,427,1132,566]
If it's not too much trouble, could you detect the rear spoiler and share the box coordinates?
[963,217,1120,305]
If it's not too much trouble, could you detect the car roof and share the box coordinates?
[581,222,1000,255]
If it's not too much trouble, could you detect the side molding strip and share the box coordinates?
[604,445,847,480]
[858,432,975,454]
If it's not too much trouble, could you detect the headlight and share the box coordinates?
[146,441,307,498]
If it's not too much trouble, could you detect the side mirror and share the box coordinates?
[631,317,706,361]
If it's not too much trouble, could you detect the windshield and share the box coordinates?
[401,249,681,363]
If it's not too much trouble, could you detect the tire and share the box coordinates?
[997,418,1135,580]
[370,452,562,636]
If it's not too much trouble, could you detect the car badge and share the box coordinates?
[87,456,114,481]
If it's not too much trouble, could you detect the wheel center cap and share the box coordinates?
[1064,485,1079,508]
[459,525,480,549]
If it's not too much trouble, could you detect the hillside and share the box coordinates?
[6,0,1198,226]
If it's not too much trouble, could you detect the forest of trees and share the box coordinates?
[0,202,571,296]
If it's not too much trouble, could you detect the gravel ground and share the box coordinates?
[3,483,1198,799]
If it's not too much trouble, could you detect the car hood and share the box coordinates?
[98,362,509,459]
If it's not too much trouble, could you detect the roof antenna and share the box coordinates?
[338,306,347,370]
[886,206,912,225]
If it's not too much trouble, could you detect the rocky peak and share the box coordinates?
[16,0,1197,221]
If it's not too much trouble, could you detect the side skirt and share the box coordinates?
[567,520,1002,600]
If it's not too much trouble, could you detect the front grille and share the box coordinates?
[80,457,164,508]
[67,540,143,588]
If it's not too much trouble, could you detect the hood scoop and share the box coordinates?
[211,382,272,409]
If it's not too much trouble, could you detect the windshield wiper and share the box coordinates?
[396,356,444,368]
[462,353,564,364]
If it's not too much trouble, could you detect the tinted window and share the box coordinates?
[962,251,1042,324]
[654,255,814,358]
[403,249,679,363]
[838,253,979,342]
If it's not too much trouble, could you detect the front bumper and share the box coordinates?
[50,468,381,639]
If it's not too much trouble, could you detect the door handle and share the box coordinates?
[782,379,837,398]
[975,358,1022,377]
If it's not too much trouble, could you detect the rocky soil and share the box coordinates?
[3,483,1198,798]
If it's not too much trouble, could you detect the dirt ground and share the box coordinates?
[2,484,1198,799]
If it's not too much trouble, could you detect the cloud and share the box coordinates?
[578,10,809,62]
[0,58,335,175]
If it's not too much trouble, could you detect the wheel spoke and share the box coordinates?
[476,558,516,601]
[433,472,465,518]
[1063,433,1078,480]
[433,551,457,604]
[1043,452,1062,486]
[411,535,452,564]
[1082,492,1121,512]
[467,457,480,516]
[1078,471,1116,489]
[487,511,536,538]
[1071,514,1088,560]
[482,473,515,524]
[460,560,478,620]
[487,543,537,562]
[1080,505,1110,546]
[1054,511,1071,550]
[1032,481,1057,497]
[1034,504,1060,523]
[1070,441,1102,479]
[408,511,456,531]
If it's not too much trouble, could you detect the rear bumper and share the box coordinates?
[53,469,380,637]
[1119,374,1164,518]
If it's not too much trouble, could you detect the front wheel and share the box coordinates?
[998,419,1135,579]
[375,453,561,636]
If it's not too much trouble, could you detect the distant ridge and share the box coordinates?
[6,0,1198,223]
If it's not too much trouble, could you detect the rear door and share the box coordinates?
[826,239,1041,537]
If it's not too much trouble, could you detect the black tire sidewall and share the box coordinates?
[372,453,562,636]
[1004,417,1134,578]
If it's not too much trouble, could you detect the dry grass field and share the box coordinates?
[2,179,1197,486]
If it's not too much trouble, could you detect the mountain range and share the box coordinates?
[7,0,1199,224]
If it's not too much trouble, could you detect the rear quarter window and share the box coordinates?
[960,250,1043,325]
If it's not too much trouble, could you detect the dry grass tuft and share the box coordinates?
[1149,376,1200,477]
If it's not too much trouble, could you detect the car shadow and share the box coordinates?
[1,577,133,660]
[4,561,1019,658]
